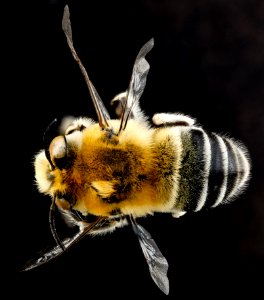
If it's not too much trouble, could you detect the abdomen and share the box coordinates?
[176,127,251,212]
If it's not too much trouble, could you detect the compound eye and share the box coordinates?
[49,135,70,169]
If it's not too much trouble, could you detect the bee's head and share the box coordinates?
[34,117,93,200]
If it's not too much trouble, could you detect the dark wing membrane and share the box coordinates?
[118,38,154,133]
[130,217,169,295]
[22,217,106,271]
[62,5,111,130]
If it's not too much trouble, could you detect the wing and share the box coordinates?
[130,217,169,295]
[62,5,111,131]
[22,217,106,271]
[118,38,154,133]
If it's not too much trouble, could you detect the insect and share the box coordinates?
[23,5,251,295]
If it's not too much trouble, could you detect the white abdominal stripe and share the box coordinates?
[179,128,250,212]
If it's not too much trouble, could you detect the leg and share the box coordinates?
[152,113,196,127]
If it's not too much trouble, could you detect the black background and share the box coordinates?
[8,0,264,298]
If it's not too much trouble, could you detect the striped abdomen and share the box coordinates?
[177,127,251,212]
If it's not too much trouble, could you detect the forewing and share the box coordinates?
[118,38,154,133]
[22,233,81,271]
[22,217,106,271]
[130,218,169,295]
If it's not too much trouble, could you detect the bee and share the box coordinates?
[23,5,251,295]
